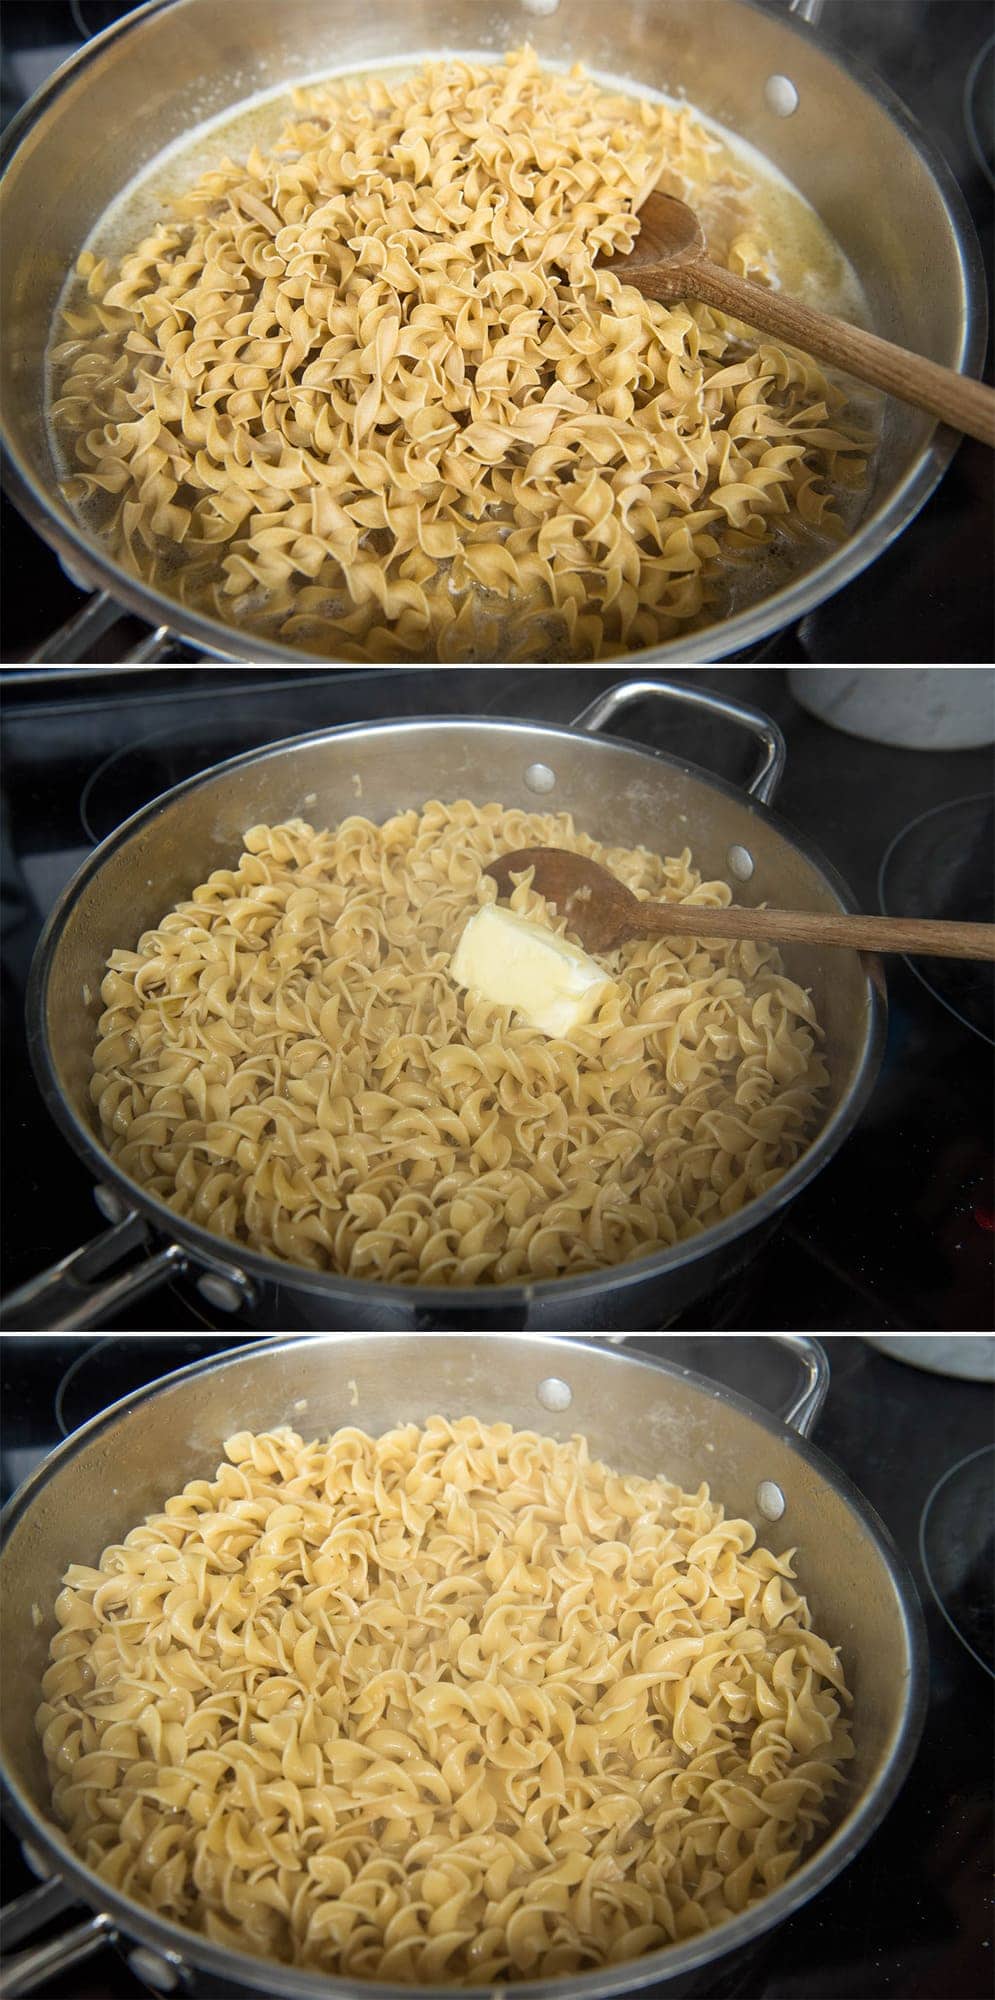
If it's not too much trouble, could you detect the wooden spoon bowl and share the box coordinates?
[485,848,995,961]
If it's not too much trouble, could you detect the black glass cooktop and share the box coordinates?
[1,0,993,664]
[1,666,992,1332]
[1,1333,992,1998]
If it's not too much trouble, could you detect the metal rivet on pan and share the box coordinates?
[196,1273,248,1314]
[537,1376,572,1410]
[127,1949,181,1993]
[524,762,557,793]
[93,1183,129,1224]
[765,74,799,116]
[757,1479,786,1520]
[727,844,755,881]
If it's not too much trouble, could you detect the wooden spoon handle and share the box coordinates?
[630,902,995,960]
[633,257,995,447]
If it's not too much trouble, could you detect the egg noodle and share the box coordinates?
[89,803,828,1285]
[50,47,870,661]
[38,1418,853,1982]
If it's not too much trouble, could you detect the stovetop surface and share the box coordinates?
[2,666,993,1332]
[1,0,993,664]
[1,1333,992,1999]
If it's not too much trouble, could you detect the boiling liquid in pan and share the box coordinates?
[46,54,882,656]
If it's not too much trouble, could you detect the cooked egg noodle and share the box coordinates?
[89,802,828,1285]
[50,48,871,662]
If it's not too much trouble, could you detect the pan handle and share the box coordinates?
[0,1878,113,1999]
[571,678,787,804]
[0,1212,188,1331]
[773,1335,830,1437]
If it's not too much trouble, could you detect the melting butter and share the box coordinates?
[451,905,616,1037]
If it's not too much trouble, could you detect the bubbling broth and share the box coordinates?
[48,47,879,662]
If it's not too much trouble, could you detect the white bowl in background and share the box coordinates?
[865,1337,995,1381]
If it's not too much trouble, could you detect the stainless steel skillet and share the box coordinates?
[1,678,886,1332]
[0,1333,928,1998]
[0,0,986,664]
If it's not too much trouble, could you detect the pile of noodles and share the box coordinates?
[50,46,871,660]
[89,803,829,1285]
[38,1418,854,1981]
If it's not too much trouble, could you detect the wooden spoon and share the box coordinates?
[485,849,995,960]
[604,190,995,448]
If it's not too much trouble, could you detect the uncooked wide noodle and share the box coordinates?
[38,1419,854,1982]
[89,803,828,1284]
[50,47,871,661]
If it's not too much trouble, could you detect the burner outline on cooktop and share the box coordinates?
[878,792,995,1046]
[918,1441,995,1681]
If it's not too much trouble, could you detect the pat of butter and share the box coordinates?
[451,905,616,1037]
